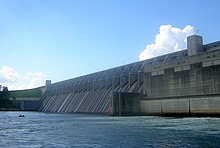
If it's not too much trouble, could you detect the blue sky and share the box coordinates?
[0,0,220,90]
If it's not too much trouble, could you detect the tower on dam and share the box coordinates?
[37,34,220,116]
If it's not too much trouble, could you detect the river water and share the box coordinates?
[0,111,220,148]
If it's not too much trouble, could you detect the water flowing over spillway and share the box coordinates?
[39,61,144,113]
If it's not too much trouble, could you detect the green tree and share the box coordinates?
[0,85,18,109]
[2,86,10,99]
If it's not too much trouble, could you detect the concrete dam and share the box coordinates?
[38,35,220,116]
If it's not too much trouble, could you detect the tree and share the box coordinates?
[1,86,10,99]
[0,85,18,109]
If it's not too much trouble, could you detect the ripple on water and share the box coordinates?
[0,112,220,147]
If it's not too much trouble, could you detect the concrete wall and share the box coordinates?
[111,92,142,116]
[140,41,220,116]
[140,95,220,116]
[17,99,40,111]
[143,49,220,98]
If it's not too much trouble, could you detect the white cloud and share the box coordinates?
[139,25,195,60]
[28,72,47,88]
[0,65,47,90]
[0,66,18,82]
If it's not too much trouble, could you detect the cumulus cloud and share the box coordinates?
[0,65,46,90]
[139,25,195,60]
[0,66,18,82]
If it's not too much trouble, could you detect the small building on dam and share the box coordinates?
[18,35,220,116]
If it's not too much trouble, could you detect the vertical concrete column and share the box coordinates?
[19,100,25,110]
[187,35,203,56]
[190,63,203,95]
[99,80,105,90]
[105,79,112,89]
[88,81,93,91]
[120,75,128,87]
[138,71,143,85]
[75,84,79,93]
[42,80,51,94]
[143,72,151,96]
[45,80,51,86]
[77,84,80,92]
[64,85,68,94]
[82,83,85,92]
[57,86,62,94]
[113,77,120,88]
[108,97,113,116]
[118,92,121,116]
[129,73,138,87]
[73,85,78,93]
[93,81,99,90]
[78,83,82,92]
[86,82,90,91]
[82,83,87,92]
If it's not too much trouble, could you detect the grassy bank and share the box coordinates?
[10,87,44,98]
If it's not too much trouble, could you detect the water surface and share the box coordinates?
[0,111,220,147]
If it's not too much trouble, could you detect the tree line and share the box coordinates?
[0,85,18,109]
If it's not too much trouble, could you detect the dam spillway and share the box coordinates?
[39,35,220,116]
[39,61,144,114]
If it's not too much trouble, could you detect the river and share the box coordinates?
[0,111,220,147]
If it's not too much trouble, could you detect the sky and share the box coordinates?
[0,0,220,90]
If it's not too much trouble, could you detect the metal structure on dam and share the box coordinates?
[38,35,220,116]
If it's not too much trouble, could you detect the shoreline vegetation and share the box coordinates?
[0,85,43,111]
[0,85,19,110]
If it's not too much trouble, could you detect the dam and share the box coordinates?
[26,35,220,116]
